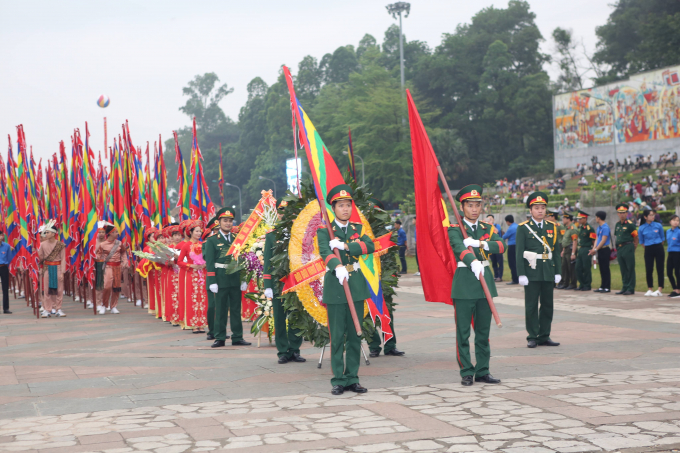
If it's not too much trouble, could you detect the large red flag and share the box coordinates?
[407,90,456,304]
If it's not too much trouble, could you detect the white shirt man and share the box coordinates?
[671,181,679,194]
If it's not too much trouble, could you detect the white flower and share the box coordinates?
[266,300,272,308]
[256,250,262,257]
[264,310,271,317]
[256,309,263,316]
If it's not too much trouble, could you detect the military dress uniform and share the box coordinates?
[318,185,375,395]
[263,200,305,363]
[515,192,561,348]
[575,211,596,291]
[202,216,220,340]
[205,207,250,347]
[614,203,638,295]
[558,214,578,290]
[448,184,503,386]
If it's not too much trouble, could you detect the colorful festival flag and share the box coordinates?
[218,142,224,206]
[189,117,215,222]
[174,131,190,221]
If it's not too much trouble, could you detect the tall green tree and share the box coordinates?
[594,0,680,83]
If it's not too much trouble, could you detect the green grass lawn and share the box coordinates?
[404,246,679,295]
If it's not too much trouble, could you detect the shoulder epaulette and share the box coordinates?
[450,224,459,227]
[546,219,556,225]
[518,220,529,225]
[479,220,490,225]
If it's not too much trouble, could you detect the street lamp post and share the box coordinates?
[580,92,618,185]
[386,2,410,94]
[224,182,242,221]
[258,176,277,199]
[342,150,365,186]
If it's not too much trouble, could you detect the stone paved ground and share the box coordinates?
[1,275,680,453]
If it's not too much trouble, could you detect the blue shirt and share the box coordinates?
[596,223,611,247]
[0,242,17,265]
[397,228,407,246]
[502,223,518,246]
[493,223,501,236]
[638,222,665,246]
[667,227,680,252]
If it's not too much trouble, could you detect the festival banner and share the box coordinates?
[227,190,276,257]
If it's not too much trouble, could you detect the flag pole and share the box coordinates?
[282,66,362,336]
[406,89,501,327]
[434,168,502,328]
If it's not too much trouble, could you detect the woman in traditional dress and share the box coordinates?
[178,220,207,333]
[136,227,160,315]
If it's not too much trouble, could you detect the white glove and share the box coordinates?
[463,238,480,248]
[335,266,349,285]
[264,288,273,299]
[470,260,484,280]
[518,276,529,286]
[554,275,562,284]
[240,282,248,291]
[209,284,218,293]
[329,239,345,251]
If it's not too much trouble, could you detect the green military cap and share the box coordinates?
[562,213,574,220]
[576,210,590,219]
[455,184,482,203]
[547,210,559,218]
[216,207,235,219]
[616,203,628,213]
[206,216,219,230]
[368,197,385,210]
[526,191,549,208]
[326,184,354,205]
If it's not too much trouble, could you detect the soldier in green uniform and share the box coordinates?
[205,207,251,348]
[448,184,503,387]
[263,200,306,364]
[516,192,562,349]
[203,216,219,340]
[614,203,638,295]
[366,198,405,358]
[574,210,596,291]
[318,184,375,395]
[557,213,578,290]
[549,211,564,244]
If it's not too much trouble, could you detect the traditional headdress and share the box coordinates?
[39,219,58,235]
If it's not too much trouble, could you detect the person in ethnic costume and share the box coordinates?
[263,200,306,364]
[157,227,173,321]
[202,217,220,340]
[38,220,66,318]
[93,225,108,311]
[205,207,251,347]
[366,197,404,358]
[614,203,638,295]
[318,185,375,395]
[165,224,183,326]
[178,220,208,333]
[448,185,503,386]
[136,227,160,314]
[516,192,561,349]
[96,224,129,314]
[176,220,193,328]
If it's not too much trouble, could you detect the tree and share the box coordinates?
[179,72,234,133]
[594,0,680,83]
[320,45,359,84]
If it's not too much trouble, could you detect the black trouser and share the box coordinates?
[596,246,611,290]
[490,253,503,280]
[0,265,9,312]
[644,243,665,288]
[668,251,680,290]
[507,245,518,283]
[399,246,407,273]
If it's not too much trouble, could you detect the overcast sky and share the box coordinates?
[0,0,614,164]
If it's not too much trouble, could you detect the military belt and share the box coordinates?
[456,260,489,268]
[214,263,228,269]
[618,241,633,247]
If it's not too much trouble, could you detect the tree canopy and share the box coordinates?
[164,0,680,212]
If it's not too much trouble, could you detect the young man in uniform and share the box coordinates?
[202,216,220,340]
[318,184,375,395]
[574,211,597,291]
[516,192,561,349]
[448,184,503,386]
[263,200,306,364]
[205,207,251,348]
[557,214,578,290]
[614,203,638,295]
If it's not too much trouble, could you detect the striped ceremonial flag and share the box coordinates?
[174,131,190,221]
[189,117,215,222]
[79,124,98,287]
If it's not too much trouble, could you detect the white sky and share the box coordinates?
[0,0,614,164]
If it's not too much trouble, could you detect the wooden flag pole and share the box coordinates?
[435,166,502,328]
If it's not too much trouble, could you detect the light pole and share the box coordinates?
[224,182,242,222]
[258,176,277,198]
[343,150,365,186]
[386,2,410,94]
[580,92,618,185]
